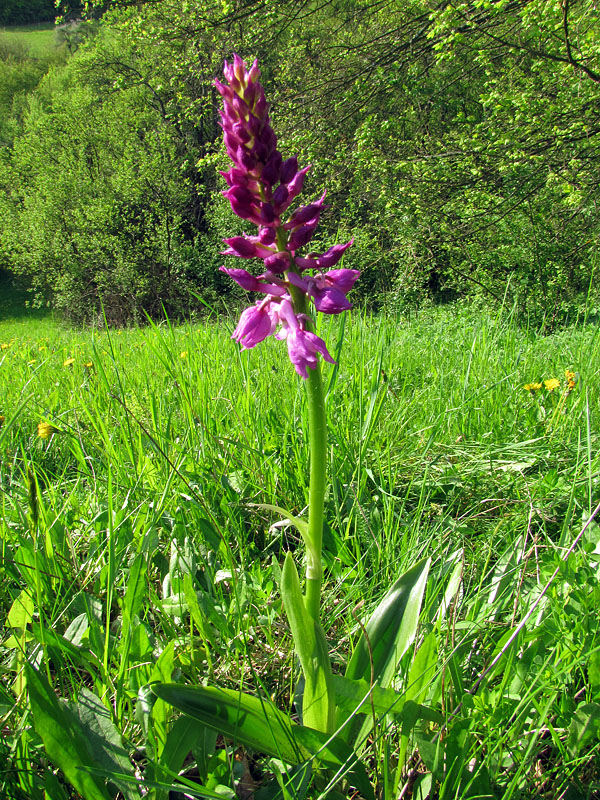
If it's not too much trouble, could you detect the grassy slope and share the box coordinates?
[0,23,57,56]
[1,301,599,797]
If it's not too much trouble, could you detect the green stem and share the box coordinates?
[304,360,327,621]
[283,244,327,623]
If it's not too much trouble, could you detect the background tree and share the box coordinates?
[1,0,598,322]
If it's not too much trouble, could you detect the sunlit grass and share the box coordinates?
[1,302,599,798]
[0,23,57,56]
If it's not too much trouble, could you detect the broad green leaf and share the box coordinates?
[292,726,374,800]
[31,622,98,670]
[332,675,404,718]
[412,773,432,800]
[151,683,304,765]
[435,551,463,623]
[346,557,431,687]
[589,650,600,698]
[339,557,430,746]
[7,589,34,630]
[63,612,90,647]
[149,640,176,757]
[154,716,216,800]
[566,702,600,758]
[404,630,438,706]
[69,688,137,800]
[280,552,334,733]
[151,684,374,800]
[25,664,112,800]
[122,552,147,632]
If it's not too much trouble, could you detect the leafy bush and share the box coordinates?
[0,34,229,324]
[0,0,56,26]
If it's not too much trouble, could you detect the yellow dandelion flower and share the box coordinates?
[523,382,542,392]
[84,361,93,368]
[27,359,36,366]
[63,357,75,367]
[37,422,57,439]
[565,369,576,390]
[544,378,560,392]
[180,351,188,359]
[1,343,10,350]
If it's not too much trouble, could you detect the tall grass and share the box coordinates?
[1,302,599,798]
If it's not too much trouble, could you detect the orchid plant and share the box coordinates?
[154,56,435,798]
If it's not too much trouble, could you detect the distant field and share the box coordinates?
[0,23,57,55]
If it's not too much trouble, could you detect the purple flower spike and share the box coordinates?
[264,252,291,273]
[316,239,354,269]
[287,224,317,251]
[258,226,277,246]
[216,54,358,377]
[222,237,272,259]
[219,266,263,292]
[277,166,311,213]
[322,268,361,293]
[232,301,278,348]
[286,329,336,378]
[290,268,360,314]
[284,193,327,230]
[220,266,287,297]
[280,157,298,184]
[312,288,352,314]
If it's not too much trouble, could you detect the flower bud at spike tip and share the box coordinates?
[216,54,358,377]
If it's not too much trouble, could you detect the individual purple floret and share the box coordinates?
[216,54,358,378]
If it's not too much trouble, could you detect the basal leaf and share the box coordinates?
[566,702,600,759]
[152,684,374,800]
[339,557,430,746]
[154,715,216,800]
[404,630,438,706]
[151,683,304,765]
[280,552,334,733]
[332,675,404,718]
[345,557,431,688]
[25,664,112,800]
[70,688,137,800]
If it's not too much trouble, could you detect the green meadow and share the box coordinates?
[1,2,600,797]
[0,23,57,56]
[2,275,600,798]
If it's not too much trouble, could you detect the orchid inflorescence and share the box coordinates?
[216,54,358,378]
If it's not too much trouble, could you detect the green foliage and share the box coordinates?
[0,28,227,324]
[1,0,599,321]
[0,1,56,27]
[1,305,600,796]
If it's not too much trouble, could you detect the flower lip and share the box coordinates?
[232,301,278,348]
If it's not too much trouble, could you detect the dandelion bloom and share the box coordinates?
[523,382,542,392]
[180,352,188,359]
[565,369,576,390]
[38,422,57,439]
[544,378,560,392]
[63,357,75,367]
